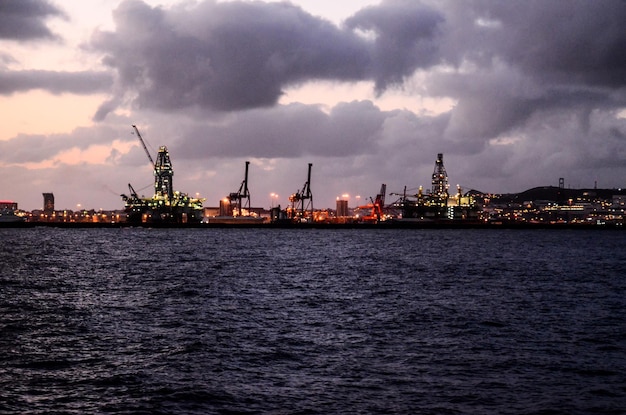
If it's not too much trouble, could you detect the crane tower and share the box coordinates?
[289,163,313,221]
[228,161,251,216]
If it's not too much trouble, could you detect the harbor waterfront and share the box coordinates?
[4,152,625,228]
[1,227,625,414]
[1,219,626,230]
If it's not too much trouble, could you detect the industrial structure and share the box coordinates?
[356,184,387,223]
[5,145,626,227]
[227,161,251,216]
[121,125,204,224]
[287,163,313,222]
[203,160,266,224]
[431,153,449,206]
[391,153,479,221]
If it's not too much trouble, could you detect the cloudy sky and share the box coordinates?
[1,0,625,211]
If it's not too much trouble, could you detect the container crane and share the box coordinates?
[288,163,313,221]
[228,161,251,216]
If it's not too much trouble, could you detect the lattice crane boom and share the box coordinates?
[132,125,155,167]
[228,161,251,216]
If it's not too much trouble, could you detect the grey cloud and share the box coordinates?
[452,106,626,192]
[0,0,64,41]
[345,0,444,92]
[90,0,453,118]
[0,125,128,164]
[174,100,388,159]
[433,0,626,87]
[420,0,626,147]
[93,97,122,122]
[90,0,626,142]
[0,70,113,95]
[0,53,17,67]
[83,0,626,197]
[470,0,626,88]
[92,0,371,116]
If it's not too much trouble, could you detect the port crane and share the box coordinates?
[228,161,251,216]
[357,183,387,222]
[288,163,313,221]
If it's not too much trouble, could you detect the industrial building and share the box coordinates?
[0,200,18,210]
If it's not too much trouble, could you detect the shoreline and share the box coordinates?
[1,220,623,230]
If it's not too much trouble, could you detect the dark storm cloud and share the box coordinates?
[0,0,64,41]
[0,70,113,95]
[468,0,626,87]
[84,0,626,195]
[92,0,372,116]
[174,100,388,159]
[91,0,626,138]
[418,0,626,147]
[91,0,454,119]
[345,0,444,92]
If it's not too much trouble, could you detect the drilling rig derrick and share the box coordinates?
[431,153,449,206]
[154,146,174,201]
[388,153,452,219]
[132,125,174,201]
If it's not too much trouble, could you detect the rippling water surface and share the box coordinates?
[1,227,625,414]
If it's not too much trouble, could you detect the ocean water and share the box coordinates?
[1,227,625,414]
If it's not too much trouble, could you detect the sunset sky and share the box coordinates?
[1,0,625,211]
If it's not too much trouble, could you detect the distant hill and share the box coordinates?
[488,186,626,204]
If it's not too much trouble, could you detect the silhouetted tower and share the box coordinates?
[228,161,251,216]
[289,163,313,220]
[431,153,449,205]
[154,146,174,200]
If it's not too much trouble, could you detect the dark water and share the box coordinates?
[1,228,625,414]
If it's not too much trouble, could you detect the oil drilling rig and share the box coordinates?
[288,163,313,222]
[431,152,449,206]
[121,125,204,224]
[391,153,478,220]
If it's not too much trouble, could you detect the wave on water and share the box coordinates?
[1,228,625,414]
